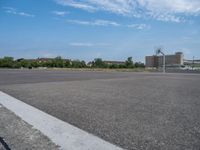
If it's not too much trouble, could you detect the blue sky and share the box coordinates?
[0,0,200,62]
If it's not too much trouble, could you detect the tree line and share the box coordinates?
[0,56,144,69]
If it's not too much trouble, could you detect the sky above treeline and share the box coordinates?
[0,0,200,62]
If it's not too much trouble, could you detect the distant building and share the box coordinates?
[103,61,125,65]
[87,60,125,67]
[87,61,93,67]
[184,59,200,65]
[37,58,54,63]
[145,52,184,68]
[25,58,71,63]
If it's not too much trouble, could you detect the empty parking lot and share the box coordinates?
[0,69,200,150]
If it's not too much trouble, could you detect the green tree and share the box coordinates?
[92,58,107,68]
[56,56,64,68]
[109,64,118,69]
[64,59,71,68]
[31,61,39,68]
[125,57,134,68]
[20,59,30,68]
[12,61,22,68]
[71,60,86,68]
[135,62,145,68]
[0,57,14,68]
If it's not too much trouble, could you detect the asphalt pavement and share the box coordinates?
[0,69,200,150]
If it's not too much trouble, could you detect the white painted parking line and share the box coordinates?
[0,91,123,150]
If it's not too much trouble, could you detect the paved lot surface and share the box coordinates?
[0,69,200,150]
[0,69,132,85]
[0,104,59,150]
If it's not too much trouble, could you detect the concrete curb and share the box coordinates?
[0,91,123,150]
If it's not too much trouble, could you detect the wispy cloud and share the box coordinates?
[17,12,34,17]
[52,11,69,16]
[127,24,150,30]
[147,12,184,23]
[3,7,35,17]
[69,42,110,47]
[55,0,200,22]
[67,19,150,30]
[55,0,96,12]
[67,19,120,26]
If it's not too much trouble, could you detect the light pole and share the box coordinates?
[156,49,166,73]
[163,54,165,73]
[192,56,195,70]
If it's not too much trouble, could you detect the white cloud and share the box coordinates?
[68,19,152,30]
[93,19,120,26]
[55,0,200,22]
[67,20,92,25]
[70,42,94,47]
[69,42,110,47]
[18,12,35,17]
[52,11,69,16]
[67,19,120,26]
[148,12,184,23]
[68,19,150,30]
[3,7,35,17]
[55,0,96,12]
[137,0,200,14]
[127,24,150,30]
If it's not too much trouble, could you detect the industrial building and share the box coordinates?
[184,59,200,65]
[145,52,184,68]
